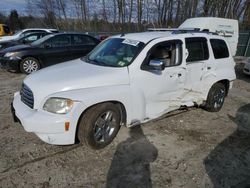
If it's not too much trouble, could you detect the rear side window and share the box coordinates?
[185,37,209,63]
[48,35,71,47]
[210,39,229,59]
[73,35,97,45]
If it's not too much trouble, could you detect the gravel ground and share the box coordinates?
[0,59,250,188]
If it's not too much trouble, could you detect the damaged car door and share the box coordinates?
[132,39,186,119]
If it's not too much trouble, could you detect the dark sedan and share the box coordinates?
[0,33,100,74]
[0,32,49,50]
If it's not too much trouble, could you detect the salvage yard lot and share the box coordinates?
[0,60,250,188]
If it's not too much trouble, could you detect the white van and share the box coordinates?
[12,18,238,149]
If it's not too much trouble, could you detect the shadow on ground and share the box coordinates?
[106,125,158,188]
[204,104,250,187]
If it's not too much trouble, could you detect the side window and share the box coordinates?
[210,39,229,59]
[85,36,98,45]
[73,35,97,45]
[40,33,48,39]
[26,35,38,42]
[148,40,182,67]
[185,38,209,63]
[73,35,85,45]
[48,35,71,47]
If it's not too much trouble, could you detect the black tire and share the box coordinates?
[77,103,121,149]
[204,83,226,112]
[20,57,40,74]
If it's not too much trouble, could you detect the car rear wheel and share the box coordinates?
[20,57,40,74]
[77,103,121,149]
[204,83,226,112]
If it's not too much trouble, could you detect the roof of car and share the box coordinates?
[112,32,173,43]
[49,32,95,37]
[112,31,224,43]
[22,28,58,32]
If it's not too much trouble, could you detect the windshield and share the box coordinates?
[31,34,53,46]
[85,38,145,67]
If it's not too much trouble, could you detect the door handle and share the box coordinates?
[207,67,211,70]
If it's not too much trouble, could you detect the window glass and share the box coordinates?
[86,38,144,67]
[85,36,98,45]
[48,35,71,47]
[26,35,38,41]
[73,35,85,45]
[73,35,97,45]
[210,39,229,59]
[149,41,182,67]
[185,38,209,63]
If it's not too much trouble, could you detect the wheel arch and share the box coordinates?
[75,100,127,143]
[19,55,43,70]
[216,79,230,96]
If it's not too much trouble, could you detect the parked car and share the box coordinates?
[243,58,250,75]
[0,32,50,50]
[0,33,100,74]
[0,28,58,42]
[0,24,12,36]
[12,18,237,149]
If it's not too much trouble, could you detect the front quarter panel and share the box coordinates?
[43,84,132,126]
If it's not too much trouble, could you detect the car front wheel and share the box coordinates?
[20,57,40,74]
[77,103,121,149]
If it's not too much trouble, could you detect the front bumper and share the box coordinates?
[0,57,19,70]
[12,92,83,145]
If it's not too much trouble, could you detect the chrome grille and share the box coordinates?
[20,84,34,108]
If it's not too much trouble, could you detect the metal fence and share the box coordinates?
[237,31,250,57]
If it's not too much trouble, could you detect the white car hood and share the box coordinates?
[24,59,130,108]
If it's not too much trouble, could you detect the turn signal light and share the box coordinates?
[65,122,70,131]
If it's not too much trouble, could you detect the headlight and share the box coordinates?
[4,52,17,57]
[43,98,74,114]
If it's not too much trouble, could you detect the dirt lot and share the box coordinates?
[0,59,250,188]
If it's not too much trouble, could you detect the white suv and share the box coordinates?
[12,19,237,149]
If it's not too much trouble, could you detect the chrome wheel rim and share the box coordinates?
[213,88,225,109]
[23,59,39,73]
[93,111,117,143]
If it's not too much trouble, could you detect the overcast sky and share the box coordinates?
[0,0,26,15]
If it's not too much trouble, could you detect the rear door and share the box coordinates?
[71,34,99,59]
[40,34,72,66]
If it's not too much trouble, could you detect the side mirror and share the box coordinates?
[149,59,165,71]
